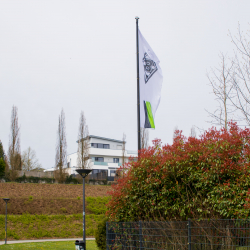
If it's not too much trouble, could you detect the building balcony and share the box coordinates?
[93,161,108,166]
[92,161,123,167]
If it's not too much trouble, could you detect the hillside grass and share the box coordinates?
[0,240,97,249]
[0,183,111,215]
[0,183,110,241]
[0,213,105,240]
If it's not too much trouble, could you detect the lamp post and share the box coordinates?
[3,198,10,244]
[75,169,92,250]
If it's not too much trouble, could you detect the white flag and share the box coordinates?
[139,29,163,129]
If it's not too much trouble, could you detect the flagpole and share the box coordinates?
[136,16,141,151]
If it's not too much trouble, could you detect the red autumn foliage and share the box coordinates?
[107,123,250,221]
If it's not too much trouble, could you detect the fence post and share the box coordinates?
[188,219,192,250]
[139,221,143,250]
[106,221,108,250]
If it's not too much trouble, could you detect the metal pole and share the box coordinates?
[139,221,142,250]
[83,177,86,250]
[106,222,109,250]
[188,219,191,250]
[136,16,141,152]
[5,202,7,244]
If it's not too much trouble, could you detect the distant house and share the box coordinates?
[67,135,137,182]
[45,135,137,182]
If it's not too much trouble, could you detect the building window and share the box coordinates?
[110,170,117,177]
[95,157,104,162]
[113,158,119,163]
[91,143,110,149]
[89,169,108,180]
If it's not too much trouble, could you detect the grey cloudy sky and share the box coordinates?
[1,0,250,169]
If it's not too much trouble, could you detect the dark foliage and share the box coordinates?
[95,217,108,250]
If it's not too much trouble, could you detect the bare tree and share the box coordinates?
[206,53,235,130]
[77,111,89,169]
[190,126,196,138]
[8,106,22,180]
[55,109,67,183]
[141,128,149,149]
[22,147,42,171]
[228,24,250,126]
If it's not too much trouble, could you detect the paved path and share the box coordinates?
[0,238,95,245]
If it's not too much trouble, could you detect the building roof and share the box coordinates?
[76,135,125,144]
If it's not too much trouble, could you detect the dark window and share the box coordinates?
[110,170,117,177]
[95,157,104,162]
[113,158,119,163]
[91,143,110,149]
[89,169,108,180]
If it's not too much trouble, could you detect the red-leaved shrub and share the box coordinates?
[107,123,250,221]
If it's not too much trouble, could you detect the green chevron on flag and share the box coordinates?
[144,101,155,128]
[139,29,163,129]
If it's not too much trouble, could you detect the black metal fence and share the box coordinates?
[106,219,250,249]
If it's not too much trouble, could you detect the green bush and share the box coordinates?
[15,175,55,184]
[86,197,110,215]
[95,217,108,250]
[65,175,79,184]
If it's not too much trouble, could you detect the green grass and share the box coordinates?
[0,240,98,249]
[0,214,105,240]
[86,196,110,215]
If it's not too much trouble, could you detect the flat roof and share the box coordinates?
[77,135,125,144]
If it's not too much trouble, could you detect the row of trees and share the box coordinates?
[2,106,135,183]
[0,106,43,180]
[54,109,89,183]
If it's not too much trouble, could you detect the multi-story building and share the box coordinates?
[66,135,137,181]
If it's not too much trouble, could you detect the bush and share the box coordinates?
[15,175,55,184]
[86,197,110,215]
[65,175,79,184]
[107,123,250,221]
[95,217,108,250]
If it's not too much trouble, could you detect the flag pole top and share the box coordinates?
[135,16,139,19]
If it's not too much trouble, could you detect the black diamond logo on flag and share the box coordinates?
[143,52,158,83]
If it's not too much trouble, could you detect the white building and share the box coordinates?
[66,135,137,181]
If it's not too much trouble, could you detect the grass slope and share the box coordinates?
[0,183,110,241]
[0,214,105,240]
[0,183,111,215]
[0,240,97,250]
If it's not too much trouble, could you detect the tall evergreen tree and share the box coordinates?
[55,109,67,183]
[0,141,5,177]
[0,140,5,159]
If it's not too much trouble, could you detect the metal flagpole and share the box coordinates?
[136,16,141,151]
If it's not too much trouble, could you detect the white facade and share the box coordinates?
[66,135,137,181]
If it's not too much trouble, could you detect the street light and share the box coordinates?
[3,198,10,244]
[75,169,92,250]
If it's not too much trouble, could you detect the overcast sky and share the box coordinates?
[1,0,250,169]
